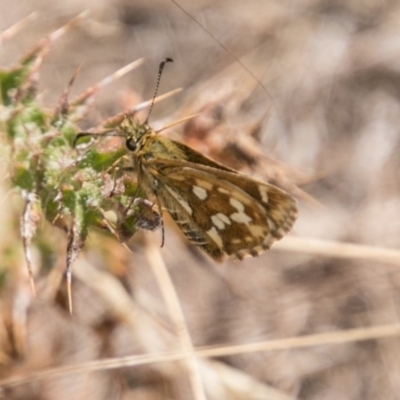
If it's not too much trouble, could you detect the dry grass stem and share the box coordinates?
[275,237,400,267]
[144,236,207,400]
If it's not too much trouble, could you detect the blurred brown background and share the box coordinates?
[2,0,400,399]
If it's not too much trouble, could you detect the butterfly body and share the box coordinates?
[120,115,298,261]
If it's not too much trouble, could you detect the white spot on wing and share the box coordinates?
[217,213,231,225]
[166,187,193,215]
[211,213,231,230]
[193,185,208,200]
[230,198,252,224]
[207,226,223,247]
[230,212,252,224]
[230,198,245,212]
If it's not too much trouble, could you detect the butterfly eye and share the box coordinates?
[126,138,137,152]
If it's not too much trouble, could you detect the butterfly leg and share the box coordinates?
[155,195,165,247]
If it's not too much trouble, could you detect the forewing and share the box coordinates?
[149,159,297,260]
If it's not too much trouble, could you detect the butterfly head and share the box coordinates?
[121,58,173,154]
[119,115,152,154]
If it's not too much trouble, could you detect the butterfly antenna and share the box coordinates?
[144,58,174,124]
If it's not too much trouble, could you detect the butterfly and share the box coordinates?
[77,58,298,261]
